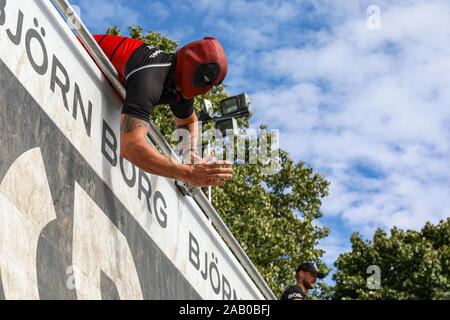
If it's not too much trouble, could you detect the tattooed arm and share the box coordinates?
[120,114,184,180]
[119,114,233,187]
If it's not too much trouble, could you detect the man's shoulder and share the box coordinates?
[147,46,174,64]
[280,285,307,300]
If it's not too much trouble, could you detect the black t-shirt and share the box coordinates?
[122,44,194,123]
[280,285,308,300]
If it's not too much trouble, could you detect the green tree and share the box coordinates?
[211,148,331,297]
[331,218,450,300]
[106,26,332,298]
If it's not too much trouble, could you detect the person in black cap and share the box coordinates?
[280,263,326,300]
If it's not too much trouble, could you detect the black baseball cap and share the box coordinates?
[296,263,326,279]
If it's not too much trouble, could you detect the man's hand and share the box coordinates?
[185,160,233,187]
[173,113,234,186]
[186,150,214,165]
[183,151,234,186]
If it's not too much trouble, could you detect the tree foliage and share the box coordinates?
[331,218,450,300]
[211,149,330,296]
[106,26,331,298]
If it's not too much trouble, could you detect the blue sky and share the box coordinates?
[66,0,450,287]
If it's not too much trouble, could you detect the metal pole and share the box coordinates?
[207,140,211,203]
[51,0,125,99]
[51,0,276,300]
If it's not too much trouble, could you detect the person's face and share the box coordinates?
[302,271,318,290]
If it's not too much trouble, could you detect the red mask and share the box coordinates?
[175,37,228,99]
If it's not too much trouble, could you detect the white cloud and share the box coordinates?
[74,0,141,32]
[248,0,450,240]
[146,2,170,22]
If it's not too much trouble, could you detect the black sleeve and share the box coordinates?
[122,67,168,123]
[170,97,194,119]
[280,286,305,300]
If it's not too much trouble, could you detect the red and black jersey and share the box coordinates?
[84,34,194,122]
[81,34,228,122]
[93,34,144,84]
[122,42,194,121]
